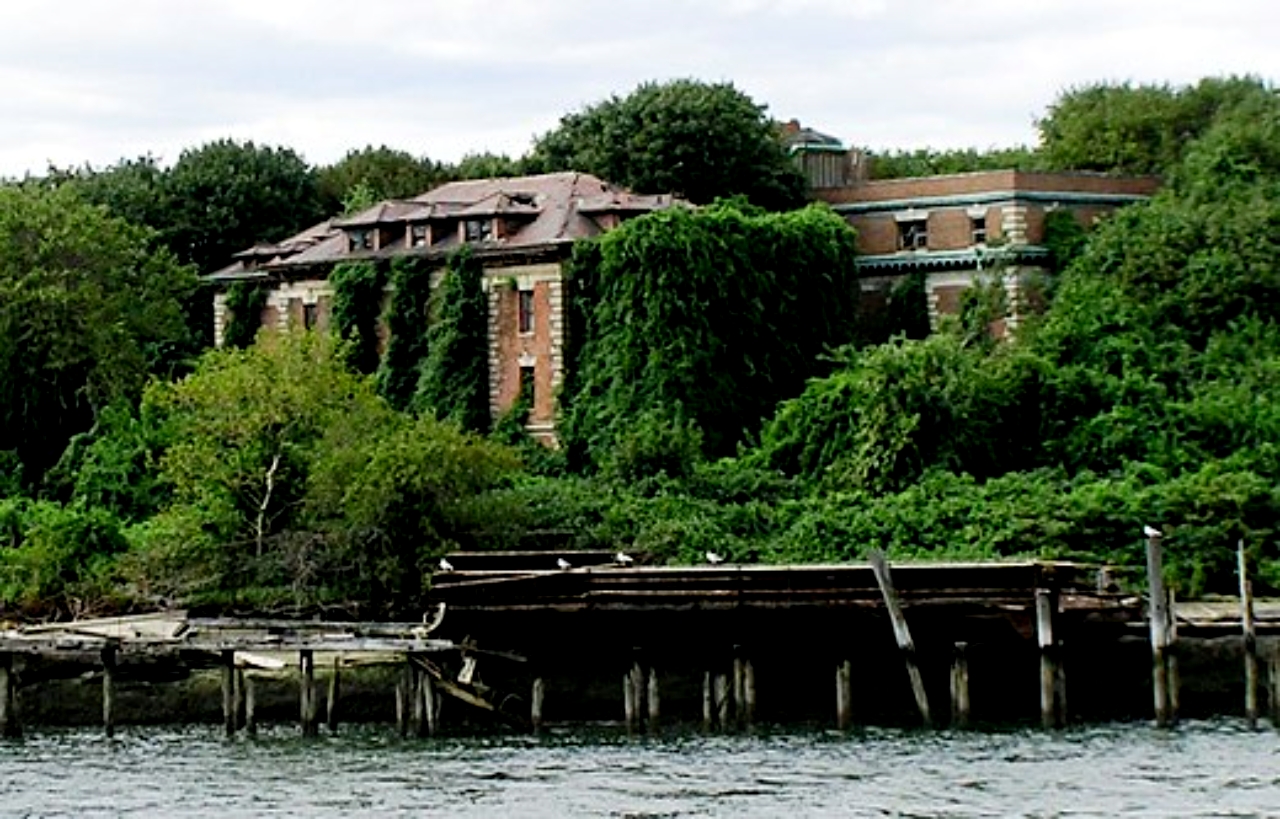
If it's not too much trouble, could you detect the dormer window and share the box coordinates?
[897,218,928,251]
[409,224,429,247]
[464,219,492,242]
[348,229,373,252]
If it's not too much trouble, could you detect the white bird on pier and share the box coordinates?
[705,551,724,565]
[557,557,572,570]
[1143,525,1163,539]
[438,557,454,572]
[614,551,634,566]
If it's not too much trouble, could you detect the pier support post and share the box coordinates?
[422,671,438,737]
[0,653,18,739]
[234,668,246,733]
[299,650,318,737]
[1036,589,1063,729]
[950,642,971,729]
[395,662,409,737]
[742,658,757,729]
[220,649,235,737]
[869,549,932,727]
[531,677,545,733]
[102,643,118,739]
[702,671,713,731]
[326,657,341,733]
[835,659,852,730]
[623,666,637,732]
[732,653,745,727]
[1239,540,1258,729]
[1270,648,1280,729]
[714,672,731,730]
[1145,530,1173,728]
[646,667,661,730]
[244,673,257,737]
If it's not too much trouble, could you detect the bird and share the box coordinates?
[614,551,634,566]
[705,551,724,565]
[1143,525,1162,539]
[557,557,572,570]
[438,557,454,572]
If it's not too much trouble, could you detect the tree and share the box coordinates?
[0,185,196,485]
[317,145,447,212]
[528,79,807,210]
[162,139,325,275]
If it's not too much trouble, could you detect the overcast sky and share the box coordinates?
[2,0,1277,177]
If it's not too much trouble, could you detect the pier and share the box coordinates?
[2,553,1278,735]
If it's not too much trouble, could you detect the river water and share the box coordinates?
[3,721,1278,817]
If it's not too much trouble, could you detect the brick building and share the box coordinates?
[207,172,675,440]
[787,125,1161,330]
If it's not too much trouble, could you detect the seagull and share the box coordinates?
[1143,525,1162,539]
[557,557,572,570]
[438,557,454,572]
[705,551,724,565]
[614,551,634,566]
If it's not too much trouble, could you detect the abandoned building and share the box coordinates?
[207,172,675,441]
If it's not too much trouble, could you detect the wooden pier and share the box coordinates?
[2,552,1278,735]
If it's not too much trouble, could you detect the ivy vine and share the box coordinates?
[329,260,387,374]
[375,256,435,411]
[412,247,490,433]
[221,280,269,348]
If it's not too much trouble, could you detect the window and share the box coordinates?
[518,365,536,407]
[409,224,429,247]
[464,219,492,242]
[898,219,928,251]
[348,229,373,252]
[303,303,318,330]
[971,216,988,245]
[517,289,535,334]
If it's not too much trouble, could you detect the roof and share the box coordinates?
[209,172,677,281]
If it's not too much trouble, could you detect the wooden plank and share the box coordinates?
[868,549,932,727]
[1145,529,1172,728]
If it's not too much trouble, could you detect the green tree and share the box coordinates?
[449,152,524,180]
[162,139,325,275]
[529,79,807,209]
[0,185,196,485]
[317,145,446,212]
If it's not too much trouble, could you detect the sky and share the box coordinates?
[2,0,1278,177]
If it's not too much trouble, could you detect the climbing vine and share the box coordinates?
[561,200,860,467]
[221,281,269,348]
[412,247,491,432]
[329,261,387,374]
[375,256,435,411]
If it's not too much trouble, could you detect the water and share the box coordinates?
[3,722,1279,818]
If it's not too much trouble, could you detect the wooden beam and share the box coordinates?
[868,549,932,727]
[221,649,235,737]
[1239,539,1258,729]
[1145,530,1172,728]
[950,642,970,729]
[0,653,18,739]
[1036,589,1061,729]
[102,643,118,739]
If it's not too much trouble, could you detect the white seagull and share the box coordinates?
[705,551,725,565]
[614,551,634,566]
[438,557,454,572]
[557,557,572,570]
[1143,525,1163,539]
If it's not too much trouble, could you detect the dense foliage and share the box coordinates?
[529,79,808,210]
[329,261,386,374]
[412,248,490,433]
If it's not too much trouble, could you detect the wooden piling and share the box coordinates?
[732,655,745,727]
[423,671,439,737]
[868,549,932,726]
[326,658,341,733]
[1270,648,1280,729]
[950,642,970,729]
[299,649,318,737]
[1036,589,1061,729]
[623,667,637,731]
[1167,587,1181,723]
[742,659,757,729]
[835,659,852,730]
[0,653,18,739]
[1239,539,1258,729]
[102,643,118,739]
[714,672,731,730]
[531,677,545,733]
[244,673,257,737]
[630,660,645,730]
[646,667,661,729]
[234,667,246,733]
[702,671,713,731]
[220,649,235,737]
[1145,530,1173,728]
[394,664,408,737]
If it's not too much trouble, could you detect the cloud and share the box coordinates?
[1,0,1278,176]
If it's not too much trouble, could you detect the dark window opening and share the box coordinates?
[303,303,318,330]
[464,219,492,242]
[898,219,928,251]
[971,216,988,245]
[518,365,536,413]
[410,224,429,247]
[518,289,535,334]
[348,229,373,252]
